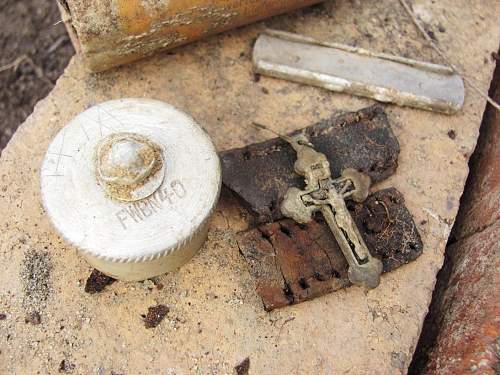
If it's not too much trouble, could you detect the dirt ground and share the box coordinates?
[0,0,74,153]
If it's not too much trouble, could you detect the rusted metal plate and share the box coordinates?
[221,105,400,223]
[237,188,423,311]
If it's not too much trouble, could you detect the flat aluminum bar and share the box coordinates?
[253,30,465,114]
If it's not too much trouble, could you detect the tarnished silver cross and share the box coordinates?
[281,133,383,289]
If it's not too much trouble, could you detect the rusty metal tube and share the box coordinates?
[58,0,324,72]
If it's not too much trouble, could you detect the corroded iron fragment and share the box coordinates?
[58,0,324,72]
[221,105,400,223]
[237,188,423,311]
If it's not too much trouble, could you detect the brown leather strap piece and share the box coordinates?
[221,106,422,310]
[237,188,423,311]
[220,105,400,223]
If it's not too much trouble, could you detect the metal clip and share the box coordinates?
[281,133,383,289]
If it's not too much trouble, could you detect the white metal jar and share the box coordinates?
[40,99,221,281]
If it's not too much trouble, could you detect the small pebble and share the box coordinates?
[25,311,41,325]
[59,359,75,373]
[234,357,250,375]
[84,269,116,294]
[143,304,169,328]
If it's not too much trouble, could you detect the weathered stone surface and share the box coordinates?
[452,68,500,241]
[0,1,498,374]
[425,222,500,374]
[237,188,422,311]
[221,105,400,222]
[415,62,500,375]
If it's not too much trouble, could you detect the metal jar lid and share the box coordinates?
[40,99,221,281]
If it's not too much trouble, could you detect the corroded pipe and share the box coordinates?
[58,0,324,72]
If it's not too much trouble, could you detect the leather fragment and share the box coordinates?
[237,188,423,311]
[221,105,400,223]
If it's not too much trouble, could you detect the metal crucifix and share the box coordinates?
[280,133,383,289]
